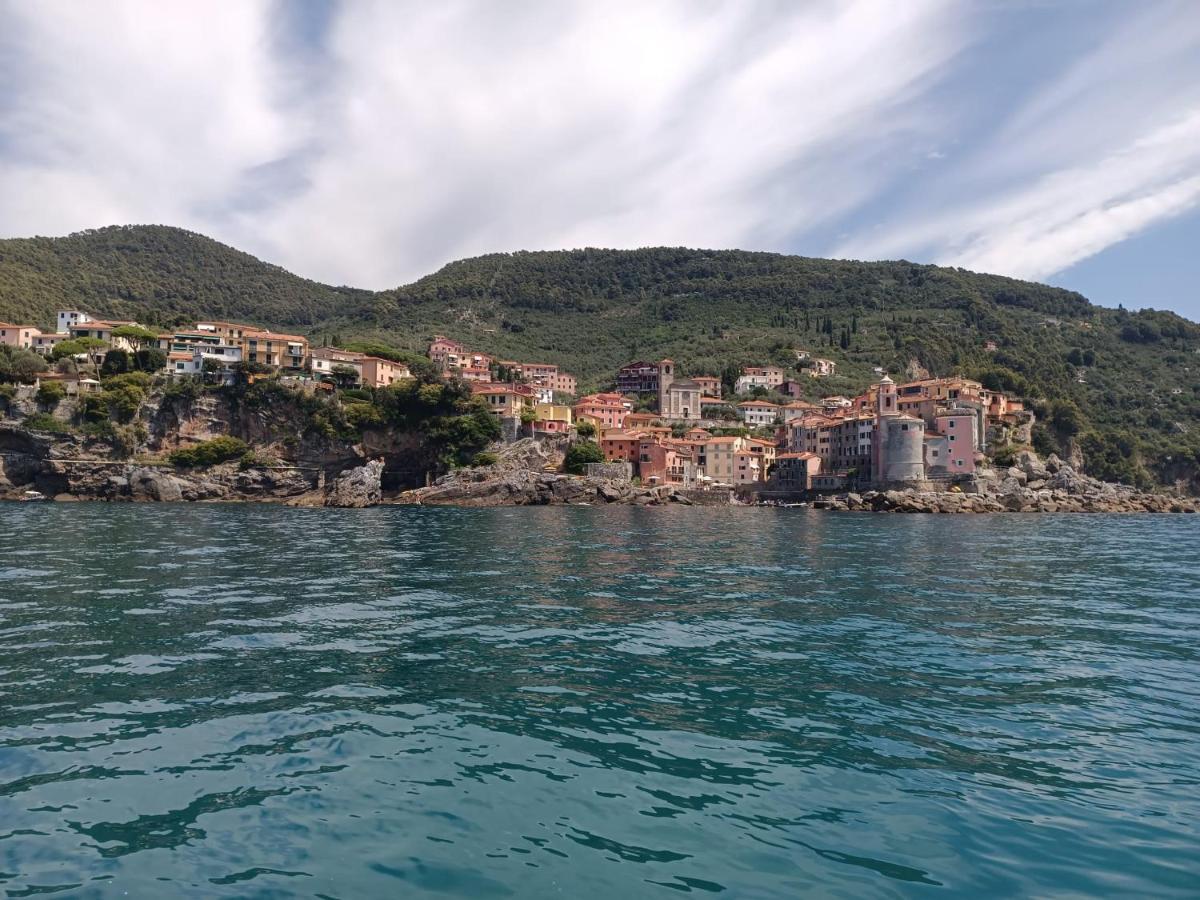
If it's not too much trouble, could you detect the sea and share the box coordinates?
[1,504,1197,898]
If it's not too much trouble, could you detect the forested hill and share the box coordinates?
[1,226,1198,488]
[0,225,374,329]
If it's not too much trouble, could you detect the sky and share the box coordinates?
[1,0,1198,318]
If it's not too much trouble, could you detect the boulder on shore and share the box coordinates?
[325,460,384,508]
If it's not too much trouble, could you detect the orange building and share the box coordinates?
[574,392,629,430]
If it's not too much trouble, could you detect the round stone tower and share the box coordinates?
[872,374,898,485]
[883,415,925,484]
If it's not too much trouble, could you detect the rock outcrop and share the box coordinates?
[396,468,704,507]
[809,454,1200,514]
[325,460,384,508]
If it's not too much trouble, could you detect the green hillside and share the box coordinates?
[0,225,372,330]
[1,227,1198,488]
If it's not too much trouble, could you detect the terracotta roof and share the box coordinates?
[775,451,819,460]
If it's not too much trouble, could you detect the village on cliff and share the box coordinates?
[3,309,1024,496]
[7,308,1197,513]
[3,309,1025,495]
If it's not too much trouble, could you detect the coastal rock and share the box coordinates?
[128,467,184,502]
[1016,450,1049,481]
[325,460,384,508]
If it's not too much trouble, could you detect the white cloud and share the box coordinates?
[834,4,1200,281]
[0,0,1198,296]
[258,0,968,286]
[838,109,1200,280]
[0,0,294,234]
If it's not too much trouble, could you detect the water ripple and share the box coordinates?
[0,505,1198,897]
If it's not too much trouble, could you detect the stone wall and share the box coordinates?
[585,461,632,481]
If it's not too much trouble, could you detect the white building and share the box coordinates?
[57,310,94,334]
[736,400,781,427]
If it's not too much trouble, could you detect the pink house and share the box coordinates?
[934,410,977,473]
[0,323,40,350]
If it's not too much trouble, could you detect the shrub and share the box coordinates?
[575,421,597,439]
[989,444,1017,467]
[238,450,280,470]
[36,381,66,407]
[343,401,384,430]
[472,451,498,467]
[168,435,250,468]
[23,413,72,433]
[564,440,605,474]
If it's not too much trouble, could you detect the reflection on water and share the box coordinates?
[1,505,1198,897]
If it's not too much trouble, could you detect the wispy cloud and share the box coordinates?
[0,0,1197,301]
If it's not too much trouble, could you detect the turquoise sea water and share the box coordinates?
[0,505,1197,898]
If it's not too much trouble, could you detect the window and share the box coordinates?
[949,435,956,442]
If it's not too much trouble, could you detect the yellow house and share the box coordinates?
[533,403,574,434]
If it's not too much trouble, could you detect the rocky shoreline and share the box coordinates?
[2,428,1196,513]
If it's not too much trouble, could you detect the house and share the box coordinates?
[458,365,494,383]
[778,379,808,399]
[624,411,660,429]
[532,403,573,434]
[429,335,466,368]
[68,319,142,351]
[736,400,780,427]
[56,310,93,334]
[195,320,258,343]
[821,395,852,411]
[498,361,578,396]
[772,452,821,491]
[473,383,533,418]
[574,392,629,430]
[734,365,786,393]
[361,356,411,389]
[310,347,365,382]
[699,435,742,484]
[243,330,309,373]
[33,371,88,396]
[733,449,766,484]
[601,430,645,464]
[779,400,821,423]
[616,360,665,395]
[691,375,722,396]
[0,324,40,350]
[30,332,68,356]
[638,439,696,487]
[807,358,837,377]
[933,409,978,473]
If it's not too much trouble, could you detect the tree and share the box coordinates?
[36,380,66,407]
[101,349,132,376]
[564,440,605,474]
[110,324,160,346]
[135,347,167,373]
[51,337,106,362]
[330,364,361,389]
[0,346,46,384]
[575,420,597,439]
